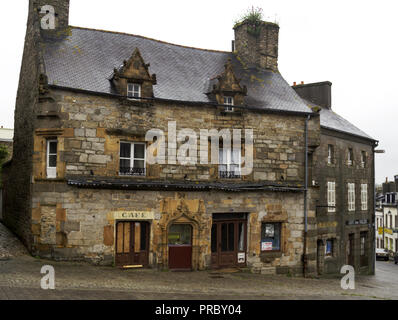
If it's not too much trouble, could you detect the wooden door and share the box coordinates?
[168,224,192,270]
[211,220,246,268]
[115,221,149,267]
[347,233,355,267]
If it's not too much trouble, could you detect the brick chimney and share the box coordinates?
[292,81,332,109]
[234,20,279,71]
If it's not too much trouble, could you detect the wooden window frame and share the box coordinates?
[361,184,368,211]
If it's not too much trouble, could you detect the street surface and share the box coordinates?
[1,222,397,300]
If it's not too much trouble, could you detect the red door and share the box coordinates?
[168,224,192,270]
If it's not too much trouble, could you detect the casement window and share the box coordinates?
[261,223,281,251]
[327,181,336,212]
[327,145,334,164]
[348,183,355,211]
[361,184,368,210]
[347,148,353,166]
[219,147,241,179]
[223,96,234,112]
[361,151,366,168]
[46,139,58,179]
[325,239,333,257]
[119,142,146,176]
[127,83,141,99]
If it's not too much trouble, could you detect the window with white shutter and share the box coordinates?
[327,181,336,212]
[361,184,368,210]
[348,183,355,211]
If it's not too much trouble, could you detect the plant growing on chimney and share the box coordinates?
[234,6,264,37]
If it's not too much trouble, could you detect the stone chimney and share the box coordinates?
[234,21,279,71]
[292,81,332,109]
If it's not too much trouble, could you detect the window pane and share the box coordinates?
[49,154,57,167]
[232,149,240,165]
[228,223,235,251]
[120,143,131,158]
[140,222,147,251]
[238,223,244,251]
[168,224,192,245]
[134,144,145,159]
[120,159,130,171]
[133,160,145,169]
[49,141,57,154]
[261,223,281,251]
[221,223,228,251]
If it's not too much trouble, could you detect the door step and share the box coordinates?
[121,265,143,269]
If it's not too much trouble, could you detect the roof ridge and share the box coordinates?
[69,26,231,54]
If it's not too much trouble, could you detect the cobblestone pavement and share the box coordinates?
[0,223,28,260]
[0,222,397,300]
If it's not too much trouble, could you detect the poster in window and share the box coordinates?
[265,224,274,237]
[261,241,273,251]
[237,252,245,263]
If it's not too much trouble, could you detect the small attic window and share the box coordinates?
[127,83,141,99]
[224,96,234,112]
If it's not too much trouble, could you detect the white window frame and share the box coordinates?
[127,83,141,99]
[348,183,355,211]
[119,142,146,176]
[327,181,336,212]
[46,139,57,179]
[218,147,241,178]
[223,96,234,112]
[361,184,368,210]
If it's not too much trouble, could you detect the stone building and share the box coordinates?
[2,0,376,275]
[293,82,377,274]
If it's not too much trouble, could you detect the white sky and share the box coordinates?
[1,0,397,184]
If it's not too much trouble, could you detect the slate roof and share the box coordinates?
[303,99,375,141]
[42,27,311,114]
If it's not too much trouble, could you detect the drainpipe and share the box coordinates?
[303,115,311,277]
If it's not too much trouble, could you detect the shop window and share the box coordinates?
[261,223,281,251]
[168,224,192,245]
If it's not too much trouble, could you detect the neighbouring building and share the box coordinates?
[375,177,398,254]
[0,127,13,161]
[2,0,376,276]
[293,82,378,274]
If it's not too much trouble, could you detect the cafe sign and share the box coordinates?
[112,210,154,220]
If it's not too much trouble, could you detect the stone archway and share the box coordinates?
[158,195,210,270]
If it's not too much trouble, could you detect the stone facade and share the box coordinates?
[2,0,375,277]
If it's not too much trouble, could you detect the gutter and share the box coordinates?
[303,114,310,277]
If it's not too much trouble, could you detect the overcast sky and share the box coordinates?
[1,0,397,184]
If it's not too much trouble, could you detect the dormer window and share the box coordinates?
[127,83,141,99]
[224,96,234,112]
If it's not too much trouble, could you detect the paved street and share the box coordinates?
[0,222,397,300]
